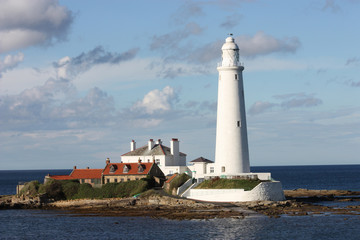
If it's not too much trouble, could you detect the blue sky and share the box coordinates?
[1,0,359,170]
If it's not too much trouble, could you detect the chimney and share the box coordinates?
[106,158,110,164]
[73,166,77,170]
[148,139,154,150]
[131,140,136,151]
[170,138,179,156]
[156,139,162,145]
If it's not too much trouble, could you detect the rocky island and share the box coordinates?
[1,189,359,220]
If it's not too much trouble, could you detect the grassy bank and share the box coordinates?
[20,176,155,200]
[167,173,191,194]
[195,177,261,191]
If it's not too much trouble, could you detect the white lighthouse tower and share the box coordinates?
[215,34,250,175]
[184,35,285,202]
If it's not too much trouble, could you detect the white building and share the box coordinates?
[188,157,214,179]
[121,138,190,176]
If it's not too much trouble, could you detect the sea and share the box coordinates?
[0,165,360,240]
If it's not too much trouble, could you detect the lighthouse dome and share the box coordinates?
[221,36,239,51]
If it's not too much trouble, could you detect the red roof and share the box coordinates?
[49,168,103,180]
[70,169,103,179]
[103,162,154,175]
[49,175,75,180]
[165,173,178,183]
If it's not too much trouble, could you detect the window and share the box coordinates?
[237,121,241,127]
[222,166,226,172]
[114,178,118,183]
[235,74,238,80]
[138,165,144,173]
[120,178,124,182]
[210,167,214,173]
[109,165,117,173]
[156,159,160,166]
[135,178,139,180]
[81,179,85,184]
[123,165,129,173]
[91,179,94,183]
[106,179,110,183]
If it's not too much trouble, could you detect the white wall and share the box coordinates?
[163,166,191,176]
[122,155,165,164]
[185,181,285,202]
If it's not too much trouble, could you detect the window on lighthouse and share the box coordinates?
[235,74,238,80]
[237,121,241,127]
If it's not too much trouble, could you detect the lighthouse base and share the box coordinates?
[183,181,285,202]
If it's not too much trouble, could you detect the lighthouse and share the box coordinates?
[214,34,250,175]
[185,35,285,202]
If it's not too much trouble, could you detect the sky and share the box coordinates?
[1,0,359,170]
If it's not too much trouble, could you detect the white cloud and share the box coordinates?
[150,22,203,51]
[322,0,341,13]
[171,2,205,24]
[0,52,24,76]
[220,13,243,28]
[180,32,301,69]
[236,31,301,58]
[131,86,177,114]
[0,0,73,54]
[55,56,71,79]
[0,77,116,131]
[245,57,306,71]
[346,57,360,66]
[74,57,160,91]
[53,46,139,80]
[130,119,163,128]
[274,93,323,109]
[247,93,323,115]
[0,66,55,95]
[248,101,277,115]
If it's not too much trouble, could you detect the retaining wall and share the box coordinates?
[186,181,285,202]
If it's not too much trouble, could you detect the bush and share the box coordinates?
[69,178,152,199]
[100,183,118,198]
[18,177,155,200]
[19,181,40,196]
[113,179,149,198]
[61,180,80,199]
[72,183,97,199]
[43,179,65,200]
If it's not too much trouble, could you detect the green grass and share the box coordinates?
[195,177,261,191]
[168,173,191,194]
